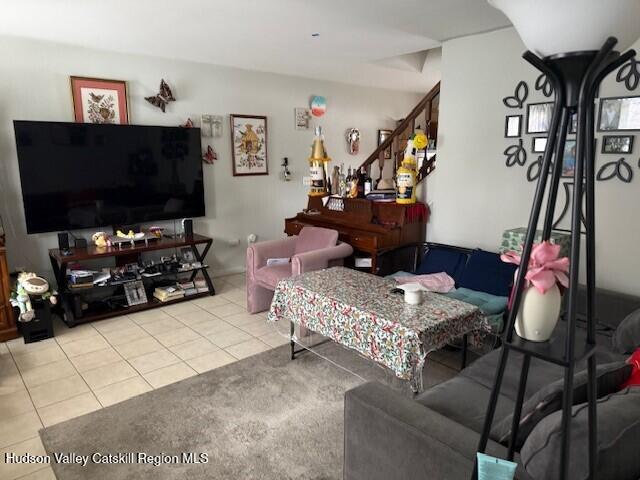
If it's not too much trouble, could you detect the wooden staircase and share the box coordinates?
[359,81,440,186]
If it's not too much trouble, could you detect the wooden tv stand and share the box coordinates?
[49,234,214,327]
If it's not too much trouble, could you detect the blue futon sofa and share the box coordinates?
[378,242,518,333]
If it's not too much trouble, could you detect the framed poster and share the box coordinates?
[70,76,129,124]
[598,96,640,131]
[230,114,268,176]
[378,129,393,159]
[526,102,553,133]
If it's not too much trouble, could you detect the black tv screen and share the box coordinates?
[13,121,205,234]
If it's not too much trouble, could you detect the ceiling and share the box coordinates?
[0,0,510,92]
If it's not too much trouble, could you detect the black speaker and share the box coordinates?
[183,219,193,237]
[58,232,70,250]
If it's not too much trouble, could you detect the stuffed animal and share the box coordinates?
[92,231,110,247]
[10,272,57,322]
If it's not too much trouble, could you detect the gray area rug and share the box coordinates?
[41,342,460,480]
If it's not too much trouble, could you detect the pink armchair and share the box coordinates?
[246,227,353,313]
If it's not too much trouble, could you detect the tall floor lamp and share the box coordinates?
[474,1,640,479]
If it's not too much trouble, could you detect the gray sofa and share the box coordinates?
[344,287,640,480]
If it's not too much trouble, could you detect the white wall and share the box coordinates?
[0,36,423,278]
[430,27,640,295]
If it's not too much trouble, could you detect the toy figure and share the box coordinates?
[10,272,57,322]
[92,231,110,247]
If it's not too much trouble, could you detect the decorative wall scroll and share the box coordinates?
[616,58,640,91]
[504,139,527,167]
[535,74,554,98]
[596,158,633,183]
[503,81,529,108]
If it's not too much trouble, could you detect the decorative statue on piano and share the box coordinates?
[308,126,331,197]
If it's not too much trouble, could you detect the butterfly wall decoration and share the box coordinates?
[180,118,194,128]
[202,145,217,164]
[145,79,175,112]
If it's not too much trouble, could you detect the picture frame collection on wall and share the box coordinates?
[502,73,640,186]
[69,75,387,178]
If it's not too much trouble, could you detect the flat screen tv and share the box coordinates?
[13,121,205,234]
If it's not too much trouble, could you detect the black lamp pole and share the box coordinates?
[472,37,636,480]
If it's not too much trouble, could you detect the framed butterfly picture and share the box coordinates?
[70,76,129,124]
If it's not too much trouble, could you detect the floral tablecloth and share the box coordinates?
[267,267,486,391]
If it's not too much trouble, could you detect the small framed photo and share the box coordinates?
[504,115,522,138]
[527,102,554,134]
[378,129,393,159]
[230,114,268,176]
[294,108,311,130]
[70,76,129,124]
[180,247,195,263]
[561,139,577,178]
[598,96,640,131]
[601,135,634,154]
[532,137,547,153]
[124,280,148,307]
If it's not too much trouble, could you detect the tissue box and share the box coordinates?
[499,227,571,258]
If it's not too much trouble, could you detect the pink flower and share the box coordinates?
[501,241,570,294]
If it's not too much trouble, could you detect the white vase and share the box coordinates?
[515,284,562,342]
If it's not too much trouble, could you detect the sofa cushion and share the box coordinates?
[415,246,468,281]
[416,375,515,438]
[613,307,640,354]
[521,387,640,480]
[457,249,517,297]
[445,287,509,315]
[492,361,632,450]
[396,273,456,293]
[460,348,567,403]
[254,263,292,288]
[294,226,338,255]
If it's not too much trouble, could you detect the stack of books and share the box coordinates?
[153,286,185,302]
[194,279,209,294]
[177,280,198,296]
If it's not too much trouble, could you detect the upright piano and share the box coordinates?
[284,197,428,274]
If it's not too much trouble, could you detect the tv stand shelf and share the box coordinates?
[49,234,215,327]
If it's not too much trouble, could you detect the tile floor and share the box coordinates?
[0,273,289,479]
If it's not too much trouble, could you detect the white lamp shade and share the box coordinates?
[489,0,640,57]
